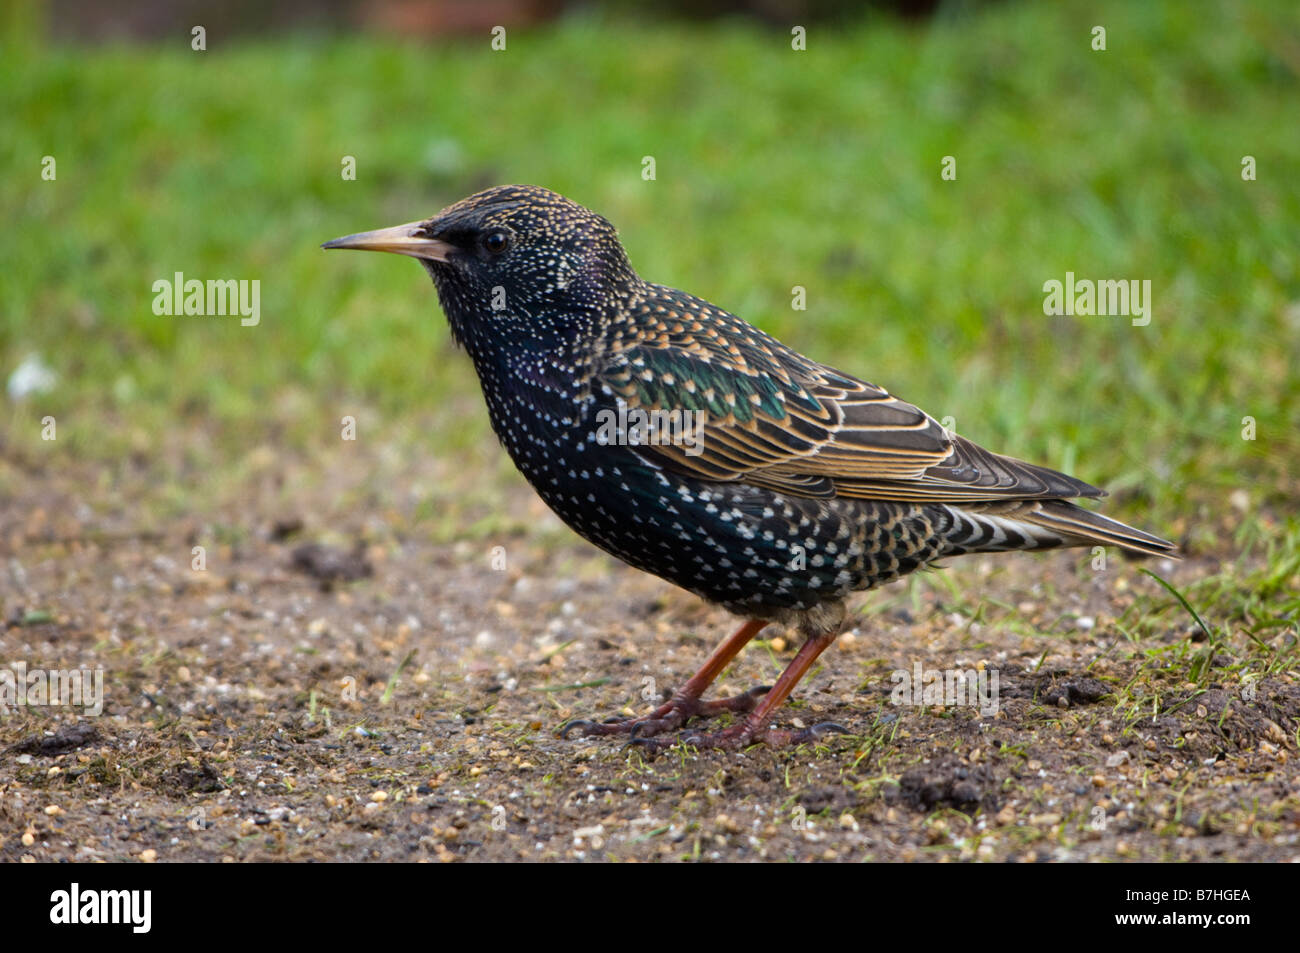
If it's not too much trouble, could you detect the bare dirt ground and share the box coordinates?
[1,439,1296,863]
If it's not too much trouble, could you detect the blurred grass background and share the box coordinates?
[2,0,1297,548]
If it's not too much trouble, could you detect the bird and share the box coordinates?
[323,184,1175,751]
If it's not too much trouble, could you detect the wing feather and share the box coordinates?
[598,288,1103,504]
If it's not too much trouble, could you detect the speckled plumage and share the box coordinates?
[325,185,1175,750]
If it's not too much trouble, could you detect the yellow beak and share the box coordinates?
[321,221,454,261]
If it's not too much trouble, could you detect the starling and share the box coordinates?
[323,185,1175,750]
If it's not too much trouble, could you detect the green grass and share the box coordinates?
[2,0,1298,538]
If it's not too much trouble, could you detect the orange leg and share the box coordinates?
[561,618,770,739]
[636,628,848,751]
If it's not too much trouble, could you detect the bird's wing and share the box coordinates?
[595,290,1102,503]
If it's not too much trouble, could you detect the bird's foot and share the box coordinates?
[559,685,771,740]
[626,719,849,754]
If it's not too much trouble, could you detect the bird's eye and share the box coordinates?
[482,231,511,256]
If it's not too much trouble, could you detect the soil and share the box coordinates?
[1,441,1296,863]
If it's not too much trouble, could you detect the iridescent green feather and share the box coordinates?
[609,344,821,424]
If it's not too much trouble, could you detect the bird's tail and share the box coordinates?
[937,500,1177,559]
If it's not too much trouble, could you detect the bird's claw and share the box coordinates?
[621,733,674,755]
[559,681,852,752]
[558,683,774,742]
[800,721,850,740]
[558,719,600,739]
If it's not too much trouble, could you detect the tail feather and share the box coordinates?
[939,500,1177,559]
[1021,500,1177,558]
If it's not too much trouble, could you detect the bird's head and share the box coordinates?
[324,185,638,357]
